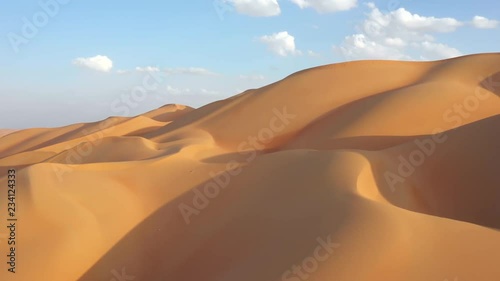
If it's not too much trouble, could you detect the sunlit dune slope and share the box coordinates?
[0,53,499,281]
[0,129,17,138]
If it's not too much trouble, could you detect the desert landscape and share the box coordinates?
[0,53,499,280]
[0,130,16,138]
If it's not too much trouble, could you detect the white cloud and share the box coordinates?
[165,85,220,96]
[166,85,191,96]
[72,55,113,72]
[290,0,357,13]
[116,66,159,74]
[200,88,220,95]
[116,69,130,74]
[135,66,160,72]
[117,66,219,76]
[334,3,463,61]
[472,16,499,29]
[384,37,407,47]
[239,74,265,80]
[391,8,463,32]
[259,31,302,56]
[336,34,409,60]
[307,50,321,57]
[164,67,220,76]
[229,0,281,17]
[419,41,462,60]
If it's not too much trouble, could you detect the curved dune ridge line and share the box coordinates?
[0,129,17,138]
[0,53,499,281]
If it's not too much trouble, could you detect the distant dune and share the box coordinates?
[1,53,499,281]
[0,129,16,138]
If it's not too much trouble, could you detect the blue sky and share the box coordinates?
[0,0,499,128]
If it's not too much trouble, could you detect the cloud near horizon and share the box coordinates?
[164,67,220,76]
[72,55,113,72]
[115,66,219,76]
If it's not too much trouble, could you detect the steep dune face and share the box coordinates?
[372,115,500,229]
[0,54,499,281]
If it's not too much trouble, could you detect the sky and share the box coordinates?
[0,0,499,128]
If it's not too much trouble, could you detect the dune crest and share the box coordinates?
[0,129,17,138]
[1,53,500,281]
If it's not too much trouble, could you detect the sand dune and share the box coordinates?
[0,129,17,138]
[1,53,499,281]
